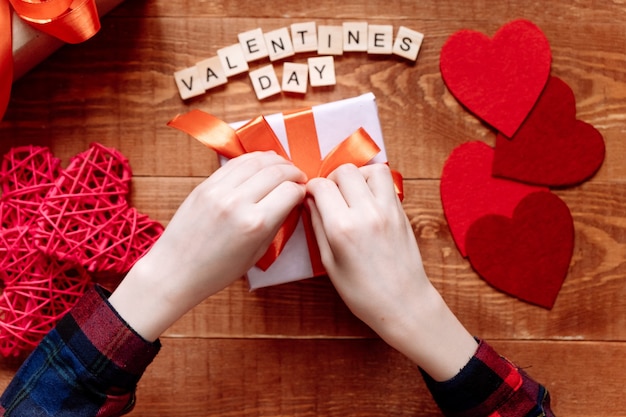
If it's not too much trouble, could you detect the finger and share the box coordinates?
[358,164,401,206]
[305,177,350,220]
[327,164,375,208]
[255,181,307,229]
[237,163,307,203]
[209,151,296,189]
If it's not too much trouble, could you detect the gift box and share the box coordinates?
[168,93,399,289]
[10,0,124,81]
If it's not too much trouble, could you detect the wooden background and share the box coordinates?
[1,0,625,415]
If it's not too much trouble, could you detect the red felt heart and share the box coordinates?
[465,191,574,309]
[35,143,164,275]
[440,19,552,138]
[492,76,606,187]
[440,141,548,256]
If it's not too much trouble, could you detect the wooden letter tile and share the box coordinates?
[343,22,368,52]
[317,25,343,55]
[368,24,394,55]
[392,26,424,61]
[308,56,336,87]
[291,22,318,53]
[264,27,295,62]
[249,64,282,100]
[281,62,308,94]
[238,28,269,62]
[174,66,205,100]
[217,44,249,77]
[196,56,228,90]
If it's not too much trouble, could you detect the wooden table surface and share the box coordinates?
[1,1,625,415]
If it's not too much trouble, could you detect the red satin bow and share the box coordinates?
[168,107,404,274]
[1,0,101,119]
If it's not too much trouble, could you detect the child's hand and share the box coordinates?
[306,164,477,381]
[110,151,307,341]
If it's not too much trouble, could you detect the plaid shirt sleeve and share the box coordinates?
[421,340,554,417]
[1,287,553,417]
[0,285,161,417]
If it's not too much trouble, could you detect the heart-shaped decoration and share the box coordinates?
[0,144,163,356]
[440,141,547,256]
[0,146,61,228]
[0,226,91,357]
[465,191,574,309]
[440,19,552,138]
[35,143,164,275]
[492,76,606,186]
[0,147,87,356]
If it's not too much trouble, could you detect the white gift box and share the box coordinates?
[227,92,389,289]
[11,0,125,81]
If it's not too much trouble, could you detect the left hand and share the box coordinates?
[109,151,307,341]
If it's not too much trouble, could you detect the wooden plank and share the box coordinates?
[125,178,626,341]
[111,0,626,26]
[138,339,626,416]
[1,2,625,416]
[1,339,619,416]
[1,18,624,181]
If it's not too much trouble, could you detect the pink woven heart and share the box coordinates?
[35,143,164,275]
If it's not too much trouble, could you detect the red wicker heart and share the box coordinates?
[35,143,164,275]
[0,146,61,228]
[0,143,163,357]
[0,226,90,357]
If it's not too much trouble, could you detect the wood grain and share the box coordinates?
[1,0,625,415]
[133,339,626,417]
[122,178,626,342]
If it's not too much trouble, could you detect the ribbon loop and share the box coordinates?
[1,0,101,120]
[1,0,12,118]
[236,116,289,159]
[318,127,381,178]
[10,0,100,44]
[168,110,245,159]
[9,0,73,21]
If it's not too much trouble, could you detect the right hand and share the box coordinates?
[306,163,477,381]
[306,163,431,337]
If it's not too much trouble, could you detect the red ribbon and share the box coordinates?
[1,0,101,119]
[168,108,404,275]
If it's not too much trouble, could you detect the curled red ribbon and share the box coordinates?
[168,108,404,274]
[1,0,101,119]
